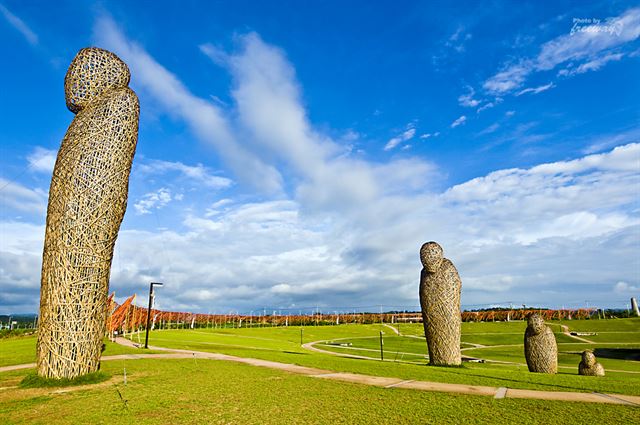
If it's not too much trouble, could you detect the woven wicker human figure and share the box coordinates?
[36,48,139,379]
[524,314,557,374]
[419,242,462,366]
[578,350,605,376]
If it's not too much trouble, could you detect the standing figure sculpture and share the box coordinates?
[419,242,462,366]
[578,350,605,376]
[524,314,557,374]
[36,48,139,379]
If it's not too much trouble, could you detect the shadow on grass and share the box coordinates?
[594,348,640,361]
[418,365,602,393]
[20,371,110,388]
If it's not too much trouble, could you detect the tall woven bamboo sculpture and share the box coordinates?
[524,314,557,374]
[419,242,462,366]
[36,48,139,379]
[578,350,605,376]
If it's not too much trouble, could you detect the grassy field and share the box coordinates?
[0,334,155,367]
[2,357,639,424]
[1,319,639,423]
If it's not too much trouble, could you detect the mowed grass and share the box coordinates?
[1,358,639,425]
[0,335,156,368]
[1,319,639,424]
[134,319,640,396]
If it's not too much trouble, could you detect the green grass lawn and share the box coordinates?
[134,320,640,396]
[1,319,639,424]
[1,358,638,425]
[0,335,155,368]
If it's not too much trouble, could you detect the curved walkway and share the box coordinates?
[1,337,638,407]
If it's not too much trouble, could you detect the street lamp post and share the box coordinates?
[145,282,163,349]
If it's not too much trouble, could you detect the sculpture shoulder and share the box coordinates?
[102,87,139,112]
[441,259,458,273]
[74,87,139,128]
[440,259,461,281]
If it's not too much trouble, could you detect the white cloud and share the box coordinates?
[3,142,639,313]
[483,60,532,94]
[202,32,435,211]
[451,115,467,128]
[134,188,174,215]
[0,5,38,45]
[93,17,283,195]
[478,123,500,135]
[0,178,47,214]
[581,128,640,154]
[458,86,481,107]
[138,159,232,189]
[614,281,639,293]
[445,25,472,53]
[26,147,57,174]
[483,7,640,94]
[558,52,624,76]
[516,82,555,96]
[3,22,639,314]
[476,98,503,113]
[384,124,416,150]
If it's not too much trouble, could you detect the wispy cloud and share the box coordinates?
[134,188,174,215]
[558,52,624,76]
[138,159,232,189]
[420,132,440,139]
[476,98,503,113]
[451,115,467,128]
[0,5,38,45]
[0,178,47,214]
[445,25,472,53]
[384,124,416,150]
[478,123,500,135]
[516,82,555,96]
[483,7,640,95]
[458,86,481,107]
[26,147,56,174]
[93,17,283,195]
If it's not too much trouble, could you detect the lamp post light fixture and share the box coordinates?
[145,282,163,349]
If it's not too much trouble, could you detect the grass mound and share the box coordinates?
[20,371,109,388]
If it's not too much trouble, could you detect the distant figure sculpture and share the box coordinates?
[578,350,605,376]
[632,297,640,317]
[419,242,462,366]
[37,48,139,379]
[524,314,557,374]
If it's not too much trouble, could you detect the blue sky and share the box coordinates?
[0,1,639,314]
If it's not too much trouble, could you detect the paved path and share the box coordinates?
[561,325,595,343]
[2,337,638,407]
[382,323,400,335]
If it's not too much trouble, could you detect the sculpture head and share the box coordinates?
[64,47,130,113]
[420,241,443,273]
[527,313,545,334]
[581,350,596,366]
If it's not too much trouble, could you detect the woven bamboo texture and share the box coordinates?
[524,314,558,374]
[36,47,139,379]
[419,242,462,366]
[578,350,605,376]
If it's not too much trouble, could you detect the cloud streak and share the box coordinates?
[93,17,283,195]
[0,5,38,45]
[484,7,640,95]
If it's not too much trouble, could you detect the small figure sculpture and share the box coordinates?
[578,350,605,376]
[524,314,557,374]
[36,48,139,379]
[419,241,462,366]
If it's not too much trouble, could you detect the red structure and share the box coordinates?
[105,295,597,334]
